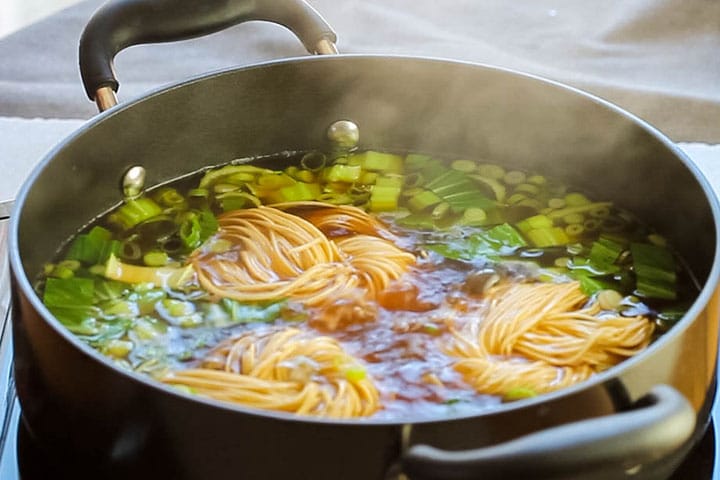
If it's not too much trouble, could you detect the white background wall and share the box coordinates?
[0,0,83,38]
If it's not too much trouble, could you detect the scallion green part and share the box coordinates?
[111,198,163,229]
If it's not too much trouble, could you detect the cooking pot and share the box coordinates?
[8,0,720,478]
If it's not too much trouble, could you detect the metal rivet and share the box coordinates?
[122,165,146,199]
[327,120,360,150]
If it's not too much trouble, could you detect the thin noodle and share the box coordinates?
[162,328,380,418]
[191,203,415,309]
[446,281,653,394]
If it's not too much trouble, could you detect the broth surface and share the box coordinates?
[37,150,695,419]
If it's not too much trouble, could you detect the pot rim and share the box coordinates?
[9,54,720,427]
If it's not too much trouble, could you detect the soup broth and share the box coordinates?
[38,150,695,419]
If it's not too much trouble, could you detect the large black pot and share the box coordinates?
[8,1,720,479]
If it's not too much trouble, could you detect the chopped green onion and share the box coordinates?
[460,207,488,226]
[503,386,537,402]
[257,173,296,189]
[564,192,591,206]
[300,152,327,171]
[563,213,584,224]
[404,153,433,169]
[564,224,584,237]
[344,365,367,382]
[44,277,95,307]
[143,250,169,267]
[547,202,613,220]
[407,190,442,212]
[476,163,505,180]
[431,202,451,219]
[548,198,566,209]
[65,226,119,265]
[527,175,546,186]
[353,151,404,173]
[110,198,163,230]
[198,164,271,189]
[515,214,553,234]
[525,227,569,247]
[276,182,321,202]
[103,339,133,358]
[514,183,540,196]
[468,175,506,201]
[584,219,601,232]
[322,164,361,183]
[451,159,476,173]
[503,171,526,185]
[217,192,261,211]
[154,187,187,208]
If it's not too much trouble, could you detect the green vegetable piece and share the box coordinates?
[503,171,526,185]
[143,250,169,267]
[425,169,467,193]
[516,214,553,234]
[503,386,537,402]
[44,277,95,307]
[103,339,134,358]
[407,190,442,212]
[547,202,612,221]
[218,192,261,211]
[564,192,591,206]
[513,183,540,196]
[460,207,488,226]
[469,175,506,202]
[257,173,296,189]
[93,279,129,302]
[485,223,527,250]
[476,163,506,180]
[525,227,569,247]
[154,187,187,208]
[631,243,676,283]
[278,182,321,202]
[324,164,362,183]
[397,213,437,230]
[46,306,101,335]
[219,298,284,325]
[344,366,367,382]
[110,198,163,230]
[198,164,272,189]
[404,153,433,170]
[180,214,202,249]
[370,185,401,212]
[635,278,676,300]
[353,151,404,173]
[657,306,687,325]
[451,159,477,173]
[442,190,496,212]
[426,223,526,261]
[101,299,137,317]
[431,202,451,219]
[575,273,619,296]
[48,265,75,279]
[630,243,677,300]
[65,226,119,265]
[588,237,625,272]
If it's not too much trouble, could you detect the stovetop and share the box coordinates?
[0,216,717,479]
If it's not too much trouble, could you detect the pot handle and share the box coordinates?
[79,0,337,111]
[402,384,696,480]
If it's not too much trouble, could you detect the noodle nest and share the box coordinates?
[447,281,654,395]
[162,328,380,418]
[190,203,415,308]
